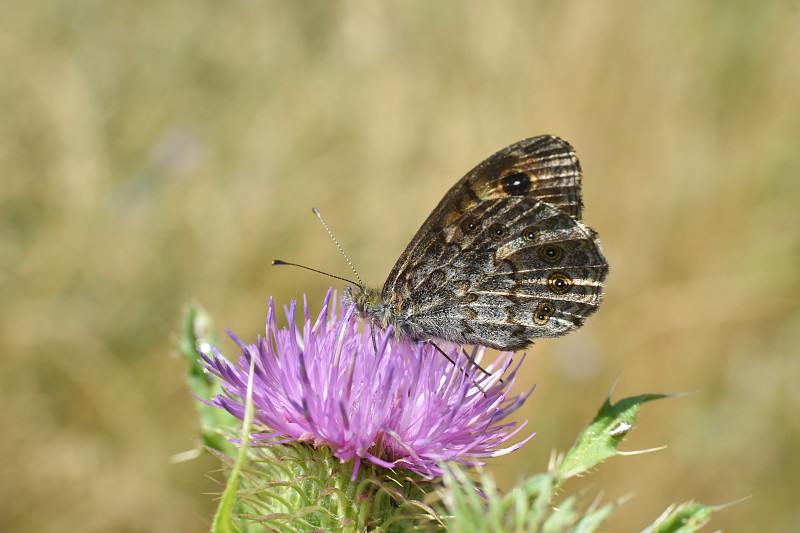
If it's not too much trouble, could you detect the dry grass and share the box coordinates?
[2,2,798,531]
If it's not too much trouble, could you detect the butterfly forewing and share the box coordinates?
[384,135,585,295]
[473,135,585,219]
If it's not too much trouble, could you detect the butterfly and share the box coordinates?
[343,135,608,352]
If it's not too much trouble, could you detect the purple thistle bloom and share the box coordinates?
[199,288,534,479]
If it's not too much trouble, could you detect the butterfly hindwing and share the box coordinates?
[390,195,606,349]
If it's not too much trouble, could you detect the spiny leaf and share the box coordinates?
[180,303,239,455]
[557,392,670,481]
[641,501,716,533]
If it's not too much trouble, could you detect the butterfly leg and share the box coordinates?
[428,340,494,378]
[427,340,459,368]
[370,320,379,355]
[426,340,500,395]
[462,345,505,386]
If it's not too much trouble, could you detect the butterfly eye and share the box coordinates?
[488,223,507,240]
[500,172,532,196]
[547,272,572,294]
[538,244,564,263]
[523,226,539,241]
[460,218,481,235]
[534,301,555,325]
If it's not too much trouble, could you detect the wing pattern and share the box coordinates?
[380,135,607,350]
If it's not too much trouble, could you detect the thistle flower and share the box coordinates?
[199,288,534,479]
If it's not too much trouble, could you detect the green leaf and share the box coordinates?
[571,501,616,533]
[212,347,257,533]
[557,391,670,481]
[179,302,239,455]
[438,468,615,533]
[641,501,716,533]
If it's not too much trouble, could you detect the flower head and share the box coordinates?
[200,288,534,478]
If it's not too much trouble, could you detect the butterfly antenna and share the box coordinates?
[312,207,364,287]
[271,260,360,286]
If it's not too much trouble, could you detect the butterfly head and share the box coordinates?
[344,284,393,329]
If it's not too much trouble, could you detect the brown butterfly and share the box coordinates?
[343,135,608,351]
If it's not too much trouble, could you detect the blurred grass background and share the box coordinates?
[2,1,798,531]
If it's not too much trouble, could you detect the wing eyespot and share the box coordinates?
[488,223,507,241]
[500,172,533,195]
[538,244,564,263]
[522,226,539,241]
[460,217,481,235]
[534,301,555,325]
[547,272,572,294]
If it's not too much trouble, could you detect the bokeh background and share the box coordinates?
[2,2,798,531]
